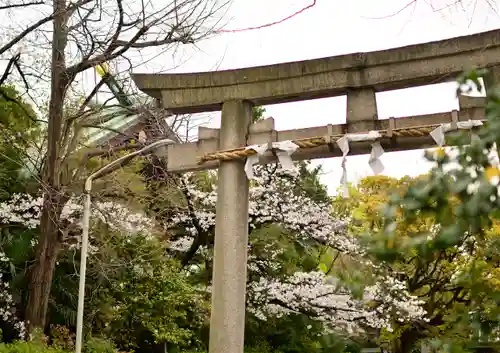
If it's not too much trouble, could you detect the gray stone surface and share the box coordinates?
[132,29,500,114]
[208,101,252,353]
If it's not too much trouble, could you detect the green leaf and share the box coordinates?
[318,263,328,274]
[433,224,463,250]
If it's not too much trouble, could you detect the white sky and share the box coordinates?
[4,0,500,194]
[133,0,499,194]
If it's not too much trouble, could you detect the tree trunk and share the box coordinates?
[393,328,421,353]
[25,0,69,329]
[25,193,65,329]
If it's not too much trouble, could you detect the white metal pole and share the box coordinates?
[75,181,91,353]
[75,138,174,353]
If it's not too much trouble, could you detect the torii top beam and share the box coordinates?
[131,29,500,115]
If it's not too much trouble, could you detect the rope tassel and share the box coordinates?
[244,141,299,179]
[430,119,483,146]
[369,141,385,175]
[336,131,383,198]
[340,157,349,198]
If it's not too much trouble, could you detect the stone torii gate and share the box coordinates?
[132,29,500,353]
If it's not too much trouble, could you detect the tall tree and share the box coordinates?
[332,175,496,353]
[162,162,426,344]
[0,0,228,329]
[366,71,500,352]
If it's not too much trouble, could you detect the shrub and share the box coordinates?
[0,340,66,353]
[82,336,116,353]
[0,331,117,353]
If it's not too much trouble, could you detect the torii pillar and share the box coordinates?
[133,68,254,353]
[208,100,252,353]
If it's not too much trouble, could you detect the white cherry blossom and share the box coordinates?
[0,165,427,336]
[0,269,25,339]
[169,166,352,253]
[167,164,426,333]
[0,192,155,338]
[248,271,426,334]
[0,193,154,235]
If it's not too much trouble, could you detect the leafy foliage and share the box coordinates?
[364,70,500,352]
[3,94,496,353]
[95,235,207,350]
[0,86,41,200]
[0,328,116,353]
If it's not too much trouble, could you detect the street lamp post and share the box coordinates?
[75,138,175,353]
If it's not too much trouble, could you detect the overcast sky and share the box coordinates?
[6,0,500,194]
[136,0,499,194]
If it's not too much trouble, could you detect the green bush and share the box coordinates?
[82,336,116,353]
[0,341,66,353]
[0,333,117,353]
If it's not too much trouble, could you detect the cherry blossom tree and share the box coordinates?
[0,193,153,236]
[0,270,26,340]
[0,191,155,337]
[248,270,426,335]
[0,162,428,342]
[165,164,427,337]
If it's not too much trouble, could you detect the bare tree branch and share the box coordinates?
[0,0,93,56]
[0,0,228,329]
[0,1,44,10]
[0,54,21,86]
